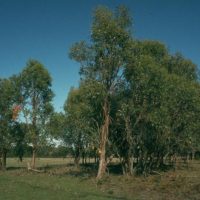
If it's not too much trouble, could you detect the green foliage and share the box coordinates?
[0,60,54,169]
[69,5,133,178]
[0,78,15,151]
[20,59,54,145]
[68,5,200,176]
[70,6,132,88]
[47,112,66,140]
[0,76,23,167]
[20,59,54,117]
[63,84,102,164]
[164,53,197,81]
[118,40,200,174]
[1,5,200,177]
[10,122,26,161]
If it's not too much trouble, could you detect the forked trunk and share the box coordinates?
[97,99,110,179]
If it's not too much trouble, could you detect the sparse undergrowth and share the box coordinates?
[0,158,200,200]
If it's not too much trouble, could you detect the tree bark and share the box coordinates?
[97,98,110,179]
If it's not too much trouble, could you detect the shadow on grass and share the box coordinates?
[12,162,122,178]
[6,162,176,180]
[6,166,26,171]
[6,163,67,170]
[55,163,124,178]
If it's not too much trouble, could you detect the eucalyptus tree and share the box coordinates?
[120,39,200,174]
[162,52,199,162]
[120,49,169,174]
[0,78,13,170]
[0,76,21,170]
[164,75,200,161]
[20,60,54,169]
[69,6,132,179]
[63,81,104,166]
[64,87,89,166]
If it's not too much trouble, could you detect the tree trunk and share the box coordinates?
[31,91,37,169]
[0,151,2,170]
[192,150,195,160]
[31,147,36,169]
[128,157,134,175]
[74,157,80,167]
[82,151,86,165]
[0,161,2,170]
[124,116,134,175]
[97,98,110,179]
[2,150,7,171]
[0,156,2,170]
[74,145,81,167]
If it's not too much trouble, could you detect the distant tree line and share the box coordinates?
[1,6,200,179]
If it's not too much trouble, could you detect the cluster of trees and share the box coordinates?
[0,60,53,170]
[1,6,200,179]
[64,6,200,178]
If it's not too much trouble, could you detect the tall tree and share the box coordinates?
[20,60,54,169]
[70,6,132,178]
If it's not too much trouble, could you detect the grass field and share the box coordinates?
[0,158,200,200]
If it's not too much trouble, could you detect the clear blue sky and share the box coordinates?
[0,0,200,112]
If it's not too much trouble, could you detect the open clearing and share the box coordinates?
[0,158,200,200]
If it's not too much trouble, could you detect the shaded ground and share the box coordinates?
[0,158,200,200]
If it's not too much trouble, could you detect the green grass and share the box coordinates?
[0,172,122,200]
[6,157,73,168]
[0,158,200,200]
